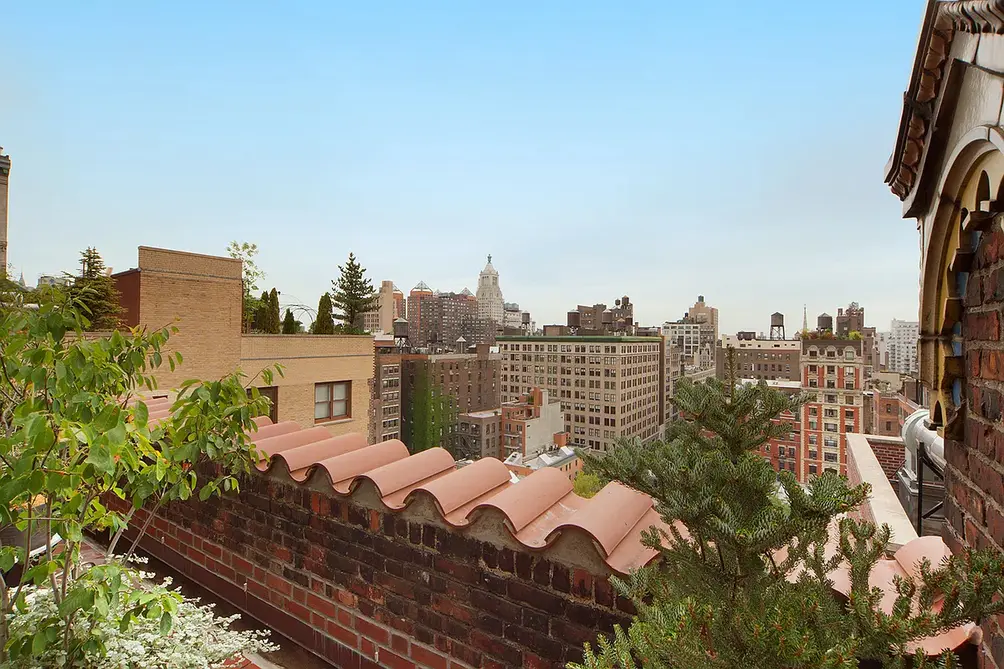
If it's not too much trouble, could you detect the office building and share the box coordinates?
[361,280,401,334]
[475,255,504,325]
[499,335,663,452]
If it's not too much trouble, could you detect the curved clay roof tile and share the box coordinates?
[271,433,370,479]
[254,426,331,457]
[550,482,654,557]
[250,421,300,442]
[319,440,410,494]
[473,467,573,533]
[252,415,273,428]
[362,447,456,505]
[604,507,674,575]
[408,457,511,517]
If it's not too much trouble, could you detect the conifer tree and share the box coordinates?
[330,253,378,334]
[67,247,121,331]
[313,293,335,334]
[573,349,1004,669]
[266,288,280,334]
[252,291,269,333]
[281,308,296,334]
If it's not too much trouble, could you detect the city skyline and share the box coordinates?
[3,0,922,334]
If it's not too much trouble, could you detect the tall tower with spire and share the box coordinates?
[802,304,808,333]
[476,254,504,325]
[0,148,10,276]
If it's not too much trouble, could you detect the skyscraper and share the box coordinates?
[476,255,504,325]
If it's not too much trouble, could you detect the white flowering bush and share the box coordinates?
[6,564,278,668]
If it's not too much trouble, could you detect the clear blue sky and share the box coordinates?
[3,1,926,334]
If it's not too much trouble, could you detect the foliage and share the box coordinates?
[266,288,280,334]
[572,472,603,499]
[281,309,298,334]
[406,368,457,455]
[848,330,863,340]
[8,562,277,668]
[66,247,122,331]
[226,241,265,334]
[330,253,378,334]
[0,291,281,665]
[252,291,269,333]
[312,293,335,335]
[572,349,1004,669]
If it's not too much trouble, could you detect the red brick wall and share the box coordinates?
[113,473,631,669]
[952,225,1004,668]
[868,438,905,482]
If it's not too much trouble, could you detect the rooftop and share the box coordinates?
[498,335,660,343]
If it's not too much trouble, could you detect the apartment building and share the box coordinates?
[112,246,374,437]
[500,387,565,459]
[361,280,402,334]
[400,345,501,450]
[499,335,663,452]
[800,339,863,480]
[741,378,802,476]
[566,296,634,335]
[456,409,502,459]
[406,284,495,349]
[370,337,402,444]
[866,391,920,438]
[715,334,801,382]
[886,319,919,375]
[663,321,702,362]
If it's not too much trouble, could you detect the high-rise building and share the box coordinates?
[887,319,920,375]
[361,280,400,334]
[407,281,434,343]
[800,339,864,481]
[0,148,10,275]
[687,295,719,346]
[400,345,501,451]
[476,255,504,326]
[499,335,663,452]
[663,321,703,365]
[369,336,402,444]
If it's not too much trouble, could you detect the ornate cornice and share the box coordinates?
[942,0,1004,33]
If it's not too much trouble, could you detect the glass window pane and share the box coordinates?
[332,400,347,418]
[315,384,330,402]
[315,401,329,420]
[332,383,347,400]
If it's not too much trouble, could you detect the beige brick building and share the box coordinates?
[499,335,663,452]
[113,247,373,438]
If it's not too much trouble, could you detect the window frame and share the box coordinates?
[314,381,352,423]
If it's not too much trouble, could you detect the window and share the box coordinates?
[249,386,279,424]
[315,382,350,422]
[809,464,817,475]
[824,452,838,463]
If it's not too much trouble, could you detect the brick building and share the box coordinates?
[716,333,801,382]
[500,387,566,460]
[401,346,501,451]
[499,335,663,452]
[800,339,863,481]
[370,336,402,444]
[741,378,803,476]
[884,4,1004,660]
[456,409,502,459]
[112,246,374,438]
[406,284,495,350]
[565,296,634,335]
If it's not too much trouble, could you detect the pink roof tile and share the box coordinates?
[199,417,973,656]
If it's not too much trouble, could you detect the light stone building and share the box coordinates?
[475,255,504,326]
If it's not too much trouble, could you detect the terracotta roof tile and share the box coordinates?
[126,405,975,656]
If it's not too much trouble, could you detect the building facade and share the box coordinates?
[887,319,919,375]
[456,409,502,460]
[0,148,8,275]
[566,296,634,335]
[500,387,565,459]
[885,12,1004,664]
[499,335,663,452]
[400,346,501,451]
[742,378,802,476]
[475,255,504,326]
[406,284,494,350]
[800,339,863,481]
[663,321,702,363]
[111,246,374,437]
[361,280,401,335]
[369,338,402,444]
[715,334,801,382]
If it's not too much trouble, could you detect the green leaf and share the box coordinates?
[0,547,17,572]
[31,630,47,656]
[58,586,95,617]
[86,444,115,475]
[159,611,173,634]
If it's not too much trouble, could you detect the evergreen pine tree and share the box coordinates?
[253,291,269,332]
[267,288,280,334]
[67,247,121,331]
[281,309,296,334]
[330,253,378,334]
[313,293,335,334]
[573,349,1004,669]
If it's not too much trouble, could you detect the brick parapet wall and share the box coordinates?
[112,472,631,669]
[954,225,1004,668]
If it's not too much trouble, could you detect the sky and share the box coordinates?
[2,1,927,335]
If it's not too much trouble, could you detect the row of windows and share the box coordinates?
[501,343,660,354]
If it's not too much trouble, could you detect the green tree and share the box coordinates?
[330,253,378,334]
[226,241,265,334]
[267,288,281,334]
[252,291,269,332]
[282,308,297,334]
[313,293,335,334]
[572,472,603,499]
[0,291,281,665]
[66,247,122,331]
[406,368,457,455]
[573,350,1004,669]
